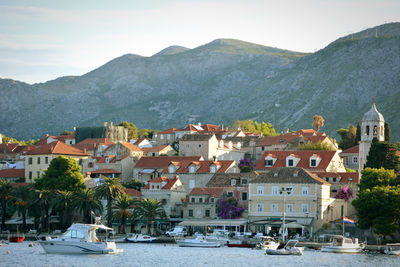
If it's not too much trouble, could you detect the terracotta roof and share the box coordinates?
[341,145,359,154]
[125,188,141,197]
[134,156,202,168]
[77,138,114,145]
[256,150,337,171]
[189,187,224,197]
[313,172,359,183]
[158,128,177,134]
[161,160,235,174]
[142,145,171,153]
[37,134,75,145]
[119,142,143,152]
[90,169,121,174]
[0,169,25,178]
[251,167,330,185]
[256,133,300,147]
[26,141,89,156]
[207,172,260,187]
[0,143,19,153]
[295,129,325,136]
[142,177,179,190]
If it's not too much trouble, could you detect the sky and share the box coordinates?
[0,0,399,84]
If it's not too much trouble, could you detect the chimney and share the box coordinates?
[83,148,87,154]
[213,155,217,162]
[110,121,113,127]
[104,122,108,127]
[45,134,49,137]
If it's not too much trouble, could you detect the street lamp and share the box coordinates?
[280,187,290,243]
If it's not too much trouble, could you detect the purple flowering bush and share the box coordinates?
[335,185,354,201]
[238,159,254,173]
[217,197,244,219]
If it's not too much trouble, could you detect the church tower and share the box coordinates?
[358,103,385,175]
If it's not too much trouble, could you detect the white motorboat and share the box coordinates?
[257,236,280,250]
[206,231,230,246]
[321,235,363,254]
[39,223,122,254]
[265,240,303,256]
[126,234,157,243]
[384,247,400,256]
[176,235,221,248]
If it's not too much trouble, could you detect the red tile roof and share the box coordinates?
[125,188,141,197]
[162,160,235,174]
[91,155,127,163]
[37,134,75,145]
[256,133,300,147]
[120,142,143,152]
[0,169,25,178]
[341,145,359,154]
[134,156,202,168]
[313,172,359,183]
[90,169,121,174]
[26,141,89,156]
[189,187,224,197]
[142,177,179,190]
[0,143,19,153]
[256,150,337,171]
[158,128,177,134]
[142,145,171,153]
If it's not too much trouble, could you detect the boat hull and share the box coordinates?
[227,243,255,248]
[39,240,119,254]
[125,238,156,243]
[176,240,220,248]
[9,236,25,243]
[265,248,303,256]
[321,246,362,253]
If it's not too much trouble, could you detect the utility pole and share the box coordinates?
[280,187,289,243]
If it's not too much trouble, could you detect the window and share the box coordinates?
[69,141,73,145]
[366,125,370,135]
[45,157,48,164]
[332,189,338,193]
[302,204,309,213]
[257,203,263,213]
[272,186,279,195]
[168,166,175,173]
[167,134,171,139]
[271,203,278,213]
[302,187,309,196]
[241,192,247,201]
[198,144,202,148]
[191,197,195,203]
[37,157,41,164]
[189,166,195,173]
[241,179,247,185]
[210,165,216,173]
[160,134,164,140]
[231,179,236,186]
[189,180,195,189]
[227,192,233,197]
[161,199,167,205]
[333,177,337,182]
[29,171,32,180]
[210,197,214,203]
[310,159,316,167]
[188,209,193,217]
[88,162,94,168]
[352,157,358,164]
[37,171,40,178]
[79,159,83,165]
[287,159,294,167]
[373,125,377,136]
[199,198,203,203]
[265,159,273,167]
[152,153,156,156]
[205,209,210,217]
[286,204,293,213]
[257,186,264,195]
[286,186,294,195]
[325,177,329,182]
[262,146,265,151]
[28,157,32,165]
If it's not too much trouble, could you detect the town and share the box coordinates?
[1,102,399,252]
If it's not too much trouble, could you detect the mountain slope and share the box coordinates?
[1,23,399,141]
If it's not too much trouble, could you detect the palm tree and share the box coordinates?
[137,198,166,235]
[312,115,325,132]
[73,188,103,224]
[13,185,32,232]
[53,190,75,230]
[94,177,126,227]
[114,194,134,234]
[0,179,13,231]
[35,189,53,232]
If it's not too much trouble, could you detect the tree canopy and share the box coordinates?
[312,115,324,132]
[297,140,336,151]
[337,124,357,150]
[34,156,85,192]
[365,138,399,173]
[231,120,278,136]
[118,121,138,140]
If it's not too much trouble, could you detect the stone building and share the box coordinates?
[75,122,128,143]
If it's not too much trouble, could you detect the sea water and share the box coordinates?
[1,242,397,267]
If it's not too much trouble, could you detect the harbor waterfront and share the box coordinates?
[1,242,399,267]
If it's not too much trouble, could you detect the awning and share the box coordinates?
[140,169,155,174]
[179,219,248,227]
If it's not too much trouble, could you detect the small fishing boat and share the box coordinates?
[265,240,303,256]
[176,235,220,248]
[9,227,25,243]
[39,223,122,254]
[256,236,280,250]
[126,234,157,243]
[321,235,363,254]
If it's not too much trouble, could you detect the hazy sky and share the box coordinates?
[1,0,399,84]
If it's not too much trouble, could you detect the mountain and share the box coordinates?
[1,23,400,141]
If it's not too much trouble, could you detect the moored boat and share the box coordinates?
[265,240,303,256]
[226,243,255,248]
[176,235,220,248]
[38,223,122,254]
[9,236,25,243]
[321,235,363,254]
[256,236,280,250]
[126,234,157,243]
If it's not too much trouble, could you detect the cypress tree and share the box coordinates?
[356,122,361,144]
[384,122,391,144]
[366,138,399,173]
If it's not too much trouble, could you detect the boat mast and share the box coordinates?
[342,216,345,237]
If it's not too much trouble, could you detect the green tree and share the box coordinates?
[73,188,103,224]
[60,130,74,136]
[336,124,357,150]
[312,115,324,132]
[356,122,361,144]
[13,185,32,232]
[118,121,138,140]
[114,194,134,234]
[297,141,336,151]
[35,156,85,192]
[35,189,53,232]
[138,128,150,139]
[137,198,166,234]
[365,138,399,173]
[95,177,126,227]
[122,178,144,190]
[0,179,13,231]
[384,122,391,144]
[358,168,398,192]
[53,190,75,230]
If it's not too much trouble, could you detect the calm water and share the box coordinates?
[1,241,398,267]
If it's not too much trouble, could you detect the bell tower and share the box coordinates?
[358,103,385,175]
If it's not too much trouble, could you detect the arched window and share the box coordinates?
[373,125,377,136]
[366,125,370,135]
